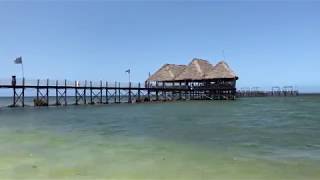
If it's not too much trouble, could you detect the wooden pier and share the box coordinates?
[0,77,237,107]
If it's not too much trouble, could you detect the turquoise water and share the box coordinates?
[0,96,320,179]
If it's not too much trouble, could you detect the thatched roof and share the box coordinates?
[147,64,186,82]
[206,61,237,79]
[147,58,237,82]
[175,58,214,81]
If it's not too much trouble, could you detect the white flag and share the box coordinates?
[14,57,22,64]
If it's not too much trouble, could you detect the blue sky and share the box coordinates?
[0,1,319,92]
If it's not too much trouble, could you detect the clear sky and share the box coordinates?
[0,1,319,92]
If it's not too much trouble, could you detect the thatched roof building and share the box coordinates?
[147,58,237,82]
[147,64,186,82]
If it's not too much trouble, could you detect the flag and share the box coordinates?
[125,69,130,74]
[14,57,22,64]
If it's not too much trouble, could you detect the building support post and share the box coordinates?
[147,88,150,101]
[185,90,188,100]
[179,82,182,100]
[156,81,159,101]
[163,82,166,101]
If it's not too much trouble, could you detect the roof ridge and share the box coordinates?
[194,60,203,75]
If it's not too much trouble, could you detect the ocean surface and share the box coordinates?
[0,96,319,179]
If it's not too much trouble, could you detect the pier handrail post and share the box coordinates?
[114,81,117,103]
[11,75,16,87]
[147,84,150,101]
[84,80,87,104]
[118,82,121,103]
[56,80,58,105]
[22,77,25,107]
[46,79,49,106]
[64,80,67,106]
[100,80,103,104]
[90,81,93,104]
[12,76,16,107]
[128,82,132,103]
[75,81,78,105]
[106,81,109,104]
[138,82,141,102]
[37,79,40,101]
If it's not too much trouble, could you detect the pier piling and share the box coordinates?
[128,82,132,103]
[105,82,109,104]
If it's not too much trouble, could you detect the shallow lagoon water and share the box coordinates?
[0,96,320,179]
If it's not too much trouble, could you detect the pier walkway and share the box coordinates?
[0,78,299,108]
[0,78,235,107]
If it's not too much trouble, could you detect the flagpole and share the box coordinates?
[125,69,131,84]
[21,62,24,79]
